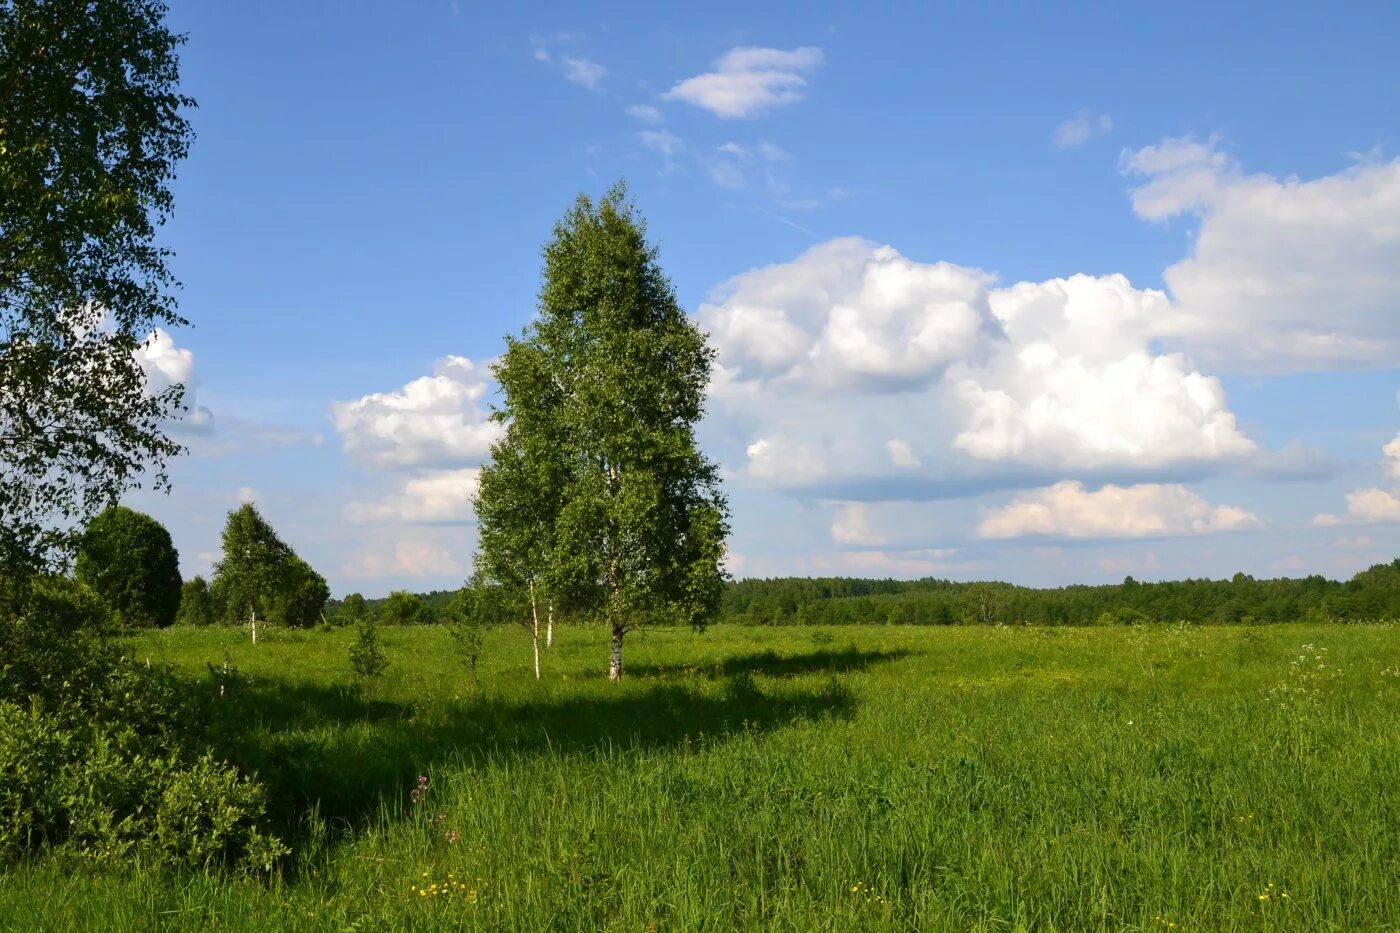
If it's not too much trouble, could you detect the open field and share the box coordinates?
[4,622,1400,931]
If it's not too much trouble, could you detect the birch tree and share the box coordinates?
[476,183,728,682]
[0,0,195,573]
[211,504,327,642]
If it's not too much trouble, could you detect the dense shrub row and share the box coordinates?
[0,577,286,871]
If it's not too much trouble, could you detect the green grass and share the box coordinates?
[4,622,1400,931]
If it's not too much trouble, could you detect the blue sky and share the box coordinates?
[127,1,1400,595]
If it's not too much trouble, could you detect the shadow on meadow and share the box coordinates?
[629,645,912,679]
[200,664,858,852]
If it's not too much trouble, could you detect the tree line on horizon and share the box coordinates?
[324,558,1400,629]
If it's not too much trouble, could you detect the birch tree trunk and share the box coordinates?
[546,603,554,648]
[608,619,624,682]
[250,607,257,645]
[529,578,541,680]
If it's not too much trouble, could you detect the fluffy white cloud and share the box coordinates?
[342,539,464,580]
[1053,111,1113,149]
[702,239,1257,492]
[886,439,921,469]
[1314,488,1400,527]
[665,46,823,119]
[331,356,500,468]
[1124,139,1400,372]
[703,238,995,392]
[1385,432,1400,481]
[829,502,885,546]
[979,481,1260,539]
[344,468,479,524]
[135,328,213,430]
[953,275,1254,470]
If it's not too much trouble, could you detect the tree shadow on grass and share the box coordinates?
[199,671,855,857]
[629,645,911,679]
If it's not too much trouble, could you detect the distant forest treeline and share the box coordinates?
[335,559,1400,626]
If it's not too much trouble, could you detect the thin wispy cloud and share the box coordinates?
[532,41,607,91]
[665,46,824,118]
[1053,110,1113,148]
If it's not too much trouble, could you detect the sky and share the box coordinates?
[125,0,1400,596]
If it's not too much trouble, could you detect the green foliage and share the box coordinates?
[0,582,282,871]
[176,575,216,626]
[718,560,1400,626]
[74,506,181,627]
[211,504,328,628]
[336,592,368,625]
[478,183,728,679]
[378,589,435,626]
[0,0,195,571]
[443,586,485,682]
[349,619,389,679]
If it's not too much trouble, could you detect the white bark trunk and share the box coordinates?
[250,608,257,645]
[608,622,624,683]
[546,603,554,648]
[529,579,541,680]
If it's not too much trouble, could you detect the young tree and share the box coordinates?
[477,184,728,682]
[337,592,368,625]
[211,504,327,642]
[176,575,215,626]
[348,617,388,679]
[73,506,181,627]
[443,585,485,687]
[475,429,563,679]
[0,0,195,573]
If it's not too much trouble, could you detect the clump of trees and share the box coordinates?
[475,184,729,682]
[74,506,182,627]
[211,504,329,640]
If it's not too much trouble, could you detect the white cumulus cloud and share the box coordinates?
[1314,488,1400,527]
[135,328,213,431]
[342,539,464,580]
[702,239,1257,493]
[331,356,500,469]
[344,468,480,525]
[665,46,823,119]
[979,481,1260,539]
[1124,138,1400,372]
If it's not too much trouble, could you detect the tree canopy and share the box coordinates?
[0,0,195,572]
[476,184,728,681]
[211,504,327,629]
[73,505,180,627]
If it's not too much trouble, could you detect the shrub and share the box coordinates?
[350,619,389,678]
[0,578,284,872]
[74,506,182,628]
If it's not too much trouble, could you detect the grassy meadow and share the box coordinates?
[3,621,1400,931]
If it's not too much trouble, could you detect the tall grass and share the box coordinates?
[3,622,1399,931]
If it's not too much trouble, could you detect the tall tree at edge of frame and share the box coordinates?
[0,0,195,574]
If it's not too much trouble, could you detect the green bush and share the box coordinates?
[350,619,389,678]
[0,577,285,872]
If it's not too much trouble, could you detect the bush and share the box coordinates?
[0,578,285,871]
[74,506,182,628]
[349,619,389,678]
